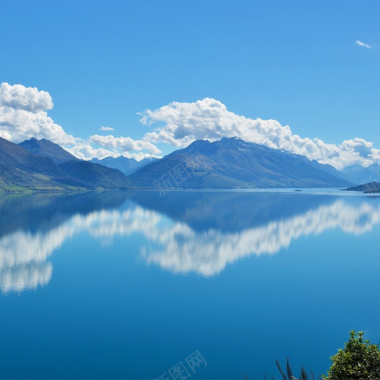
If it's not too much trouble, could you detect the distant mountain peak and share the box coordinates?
[188,139,212,148]
[90,155,160,176]
[19,138,77,164]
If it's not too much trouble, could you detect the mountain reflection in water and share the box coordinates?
[1,190,379,292]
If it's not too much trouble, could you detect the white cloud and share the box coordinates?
[2,83,379,168]
[0,105,75,145]
[89,134,161,155]
[0,83,75,145]
[100,126,115,131]
[66,140,121,160]
[121,151,161,162]
[356,40,372,49]
[0,82,53,112]
[61,137,162,160]
[0,83,160,160]
[140,98,380,170]
[67,138,161,161]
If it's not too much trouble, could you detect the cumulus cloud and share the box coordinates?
[89,134,161,155]
[356,40,372,49]
[99,126,115,131]
[0,106,75,145]
[64,140,160,161]
[0,83,75,145]
[121,151,160,162]
[2,83,379,167]
[0,82,53,112]
[0,83,160,160]
[66,140,121,160]
[67,137,162,161]
[140,98,380,169]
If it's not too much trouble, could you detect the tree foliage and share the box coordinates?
[323,330,380,380]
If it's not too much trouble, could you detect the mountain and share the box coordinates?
[58,160,132,189]
[0,137,132,192]
[0,137,63,192]
[129,137,353,189]
[90,156,159,175]
[340,164,380,185]
[0,137,60,175]
[19,138,78,164]
[346,182,380,193]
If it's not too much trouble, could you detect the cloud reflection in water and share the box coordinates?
[1,192,379,292]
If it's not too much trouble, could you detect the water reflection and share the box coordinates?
[0,192,130,293]
[1,191,380,292]
[133,193,380,275]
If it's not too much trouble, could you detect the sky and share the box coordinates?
[1,0,380,168]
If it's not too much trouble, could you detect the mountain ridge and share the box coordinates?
[0,137,132,192]
[19,138,78,164]
[90,155,159,176]
[1,136,357,192]
[130,137,353,189]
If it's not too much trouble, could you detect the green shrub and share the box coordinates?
[323,330,380,380]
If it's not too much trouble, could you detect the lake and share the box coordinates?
[1,189,380,379]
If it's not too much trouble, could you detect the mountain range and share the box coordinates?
[0,137,131,192]
[90,155,158,176]
[340,164,380,184]
[129,137,352,188]
[0,135,375,193]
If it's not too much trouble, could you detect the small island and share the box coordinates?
[346,181,380,193]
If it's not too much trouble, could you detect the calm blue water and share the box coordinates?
[1,190,380,379]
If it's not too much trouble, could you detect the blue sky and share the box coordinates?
[1,0,380,167]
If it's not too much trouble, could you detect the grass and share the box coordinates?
[275,358,320,380]
[245,358,320,380]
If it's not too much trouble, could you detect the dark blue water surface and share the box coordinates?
[1,190,380,379]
